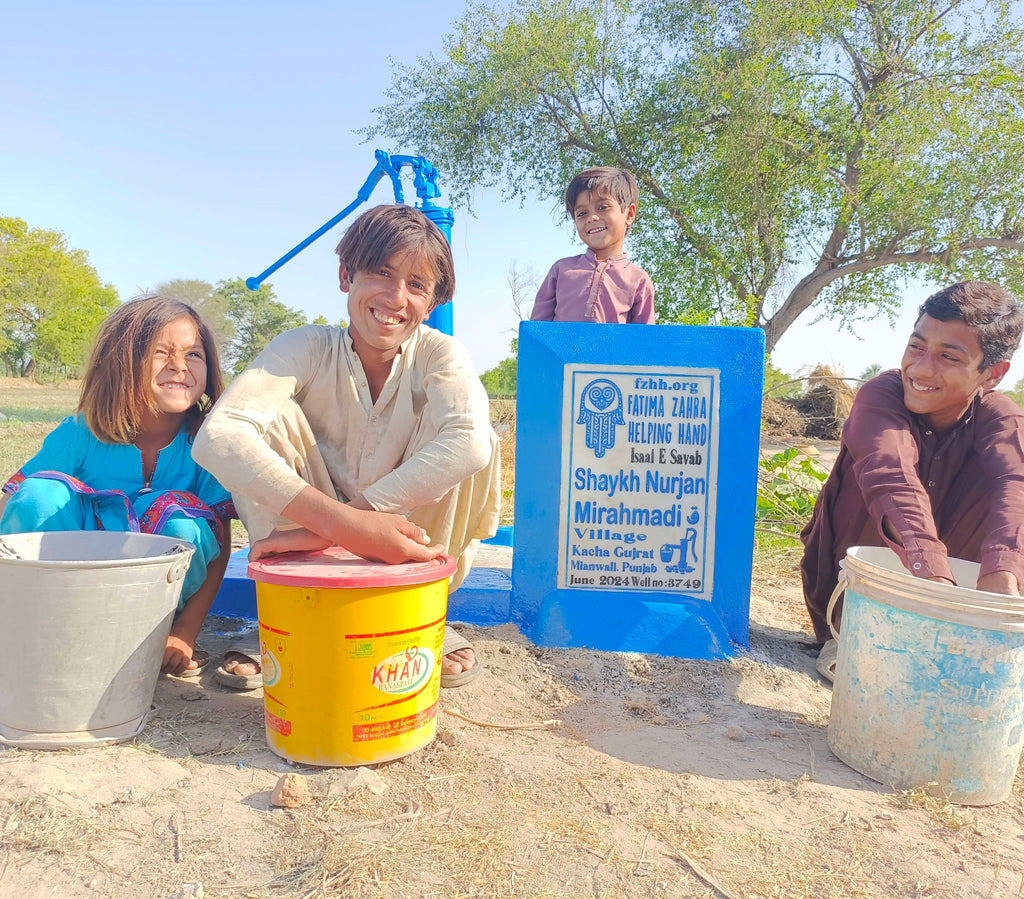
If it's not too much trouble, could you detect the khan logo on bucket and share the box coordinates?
[371,647,435,694]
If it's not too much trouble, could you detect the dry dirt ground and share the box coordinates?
[3,548,1024,899]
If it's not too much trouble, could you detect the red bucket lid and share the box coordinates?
[247,546,457,588]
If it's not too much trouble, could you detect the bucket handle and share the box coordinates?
[164,544,192,585]
[826,567,849,641]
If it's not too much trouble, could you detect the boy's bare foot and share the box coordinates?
[442,647,476,677]
[223,651,260,677]
[440,627,481,688]
[215,632,479,689]
[222,649,474,677]
[215,649,264,690]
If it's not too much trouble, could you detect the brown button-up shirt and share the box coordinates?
[800,370,1024,641]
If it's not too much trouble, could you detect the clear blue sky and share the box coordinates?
[1,1,956,381]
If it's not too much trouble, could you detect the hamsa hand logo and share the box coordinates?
[577,378,624,458]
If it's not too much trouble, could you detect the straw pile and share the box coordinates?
[787,365,856,439]
[763,365,856,440]
[761,395,807,438]
[490,398,516,522]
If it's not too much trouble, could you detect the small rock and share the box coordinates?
[271,773,311,808]
[726,724,748,742]
[316,765,387,797]
[437,729,459,747]
[351,766,386,796]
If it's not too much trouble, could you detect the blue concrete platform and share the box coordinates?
[212,544,513,626]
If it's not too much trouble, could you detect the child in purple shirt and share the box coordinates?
[531,167,656,324]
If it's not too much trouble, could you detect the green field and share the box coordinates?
[0,380,519,525]
[0,380,78,480]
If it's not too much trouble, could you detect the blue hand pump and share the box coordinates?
[245,150,455,334]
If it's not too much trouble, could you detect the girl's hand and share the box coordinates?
[162,631,198,676]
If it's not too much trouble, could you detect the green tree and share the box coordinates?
[481,338,519,396]
[215,278,307,374]
[0,216,118,377]
[1003,376,1024,409]
[369,0,1024,352]
[859,362,884,381]
[763,361,802,398]
[310,314,349,327]
[479,262,534,396]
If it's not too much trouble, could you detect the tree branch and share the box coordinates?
[763,235,1024,353]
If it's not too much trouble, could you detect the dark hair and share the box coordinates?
[79,296,224,443]
[918,281,1024,368]
[564,167,640,220]
[334,205,455,307]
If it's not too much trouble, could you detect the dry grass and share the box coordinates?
[210,768,547,898]
[205,741,985,899]
[752,535,805,581]
[0,796,102,855]
[784,366,857,440]
[761,395,808,438]
[890,786,979,831]
[236,782,998,899]
[0,378,79,479]
[2,629,1021,898]
[490,398,516,523]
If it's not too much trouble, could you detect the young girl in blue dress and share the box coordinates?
[0,296,235,676]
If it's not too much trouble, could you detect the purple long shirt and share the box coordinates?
[800,370,1024,641]
[530,249,656,323]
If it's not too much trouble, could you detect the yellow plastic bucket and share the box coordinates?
[248,548,456,767]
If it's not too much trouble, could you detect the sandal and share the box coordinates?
[816,638,838,684]
[170,648,209,679]
[440,626,482,688]
[215,648,263,691]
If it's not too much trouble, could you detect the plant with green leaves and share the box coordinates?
[756,447,829,536]
[369,0,1024,352]
[1003,376,1024,410]
[859,363,884,382]
[481,338,518,396]
[763,361,805,398]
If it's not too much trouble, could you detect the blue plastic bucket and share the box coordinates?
[827,546,1024,805]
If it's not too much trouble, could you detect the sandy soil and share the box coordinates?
[2,557,1023,898]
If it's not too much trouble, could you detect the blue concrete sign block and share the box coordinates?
[512,321,764,659]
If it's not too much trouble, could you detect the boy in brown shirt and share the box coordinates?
[800,281,1024,679]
